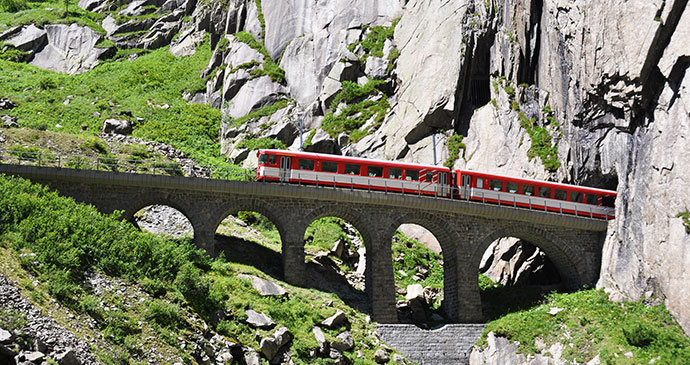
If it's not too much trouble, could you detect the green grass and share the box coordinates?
[392,231,444,309]
[322,80,390,142]
[478,290,690,363]
[0,0,106,34]
[347,18,399,61]
[233,31,285,83]
[236,137,286,151]
[0,175,399,363]
[304,217,353,254]
[229,99,292,127]
[676,212,690,233]
[0,41,233,166]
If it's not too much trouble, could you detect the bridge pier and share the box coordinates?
[283,239,307,287]
[367,219,398,324]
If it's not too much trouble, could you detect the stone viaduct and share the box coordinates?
[0,164,609,324]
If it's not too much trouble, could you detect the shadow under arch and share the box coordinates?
[470,225,584,291]
[300,205,373,314]
[385,212,459,322]
[211,198,286,279]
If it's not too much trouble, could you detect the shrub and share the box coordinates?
[0,309,27,332]
[0,0,28,12]
[144,299,182,328]
[623,322,657,348]
[443,134,466,168]
[236,137,286,151]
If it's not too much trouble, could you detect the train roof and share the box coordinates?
[457,169,617,195]
[258,149,450,171]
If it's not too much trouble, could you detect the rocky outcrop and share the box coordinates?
[28,24,112,74]
[479,237,561,287]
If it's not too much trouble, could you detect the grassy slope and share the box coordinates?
[479,290,690,363]
[0,41,226,166]
[0,174,394,364]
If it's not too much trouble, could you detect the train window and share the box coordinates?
[298,159,315,170]
[490,180,503,191]
[570,191,583,203]
[539,186,551,198]
[269,155,276,164]
[476,178,484,189]
[368,166,383,177]
[426,171,434,182]
[602,196,615,207]
[523,185,535,195]
[506,182,519,193]
[259,154,268,164]
[586,194,598,205]
[322,161,338,173]
[345,164,361,175]
[406,170,419,181]
[555,189,567,201]
[389,168,402,179]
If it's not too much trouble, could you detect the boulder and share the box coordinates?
[54,349,81,365]
[2,115,19,128]
[222,69,251,103]
[140,10,185,50]
[0,24,47,53]
[405,284,424,301]
[102,119,132,135]
[330,331,354,352]
[102,15,157,37]
[331,239,345,258]
[304,128,338,154]
[364,56,388,80]
[225,76,288,119]
[312,326,328,354]
[224,35,265,68]
[374,349,389,363]
[170,28,206,57]
[244,351,261,365]
[259,337,279,360]
[273,326,292,348]
[0,328,11,344]
[321,309,347,329]
[245,310,275,329]
[30,24,111,75]
[77,0,105,11]
[0,98,17,110]
[24,351,45,363]
[237,274,287,296]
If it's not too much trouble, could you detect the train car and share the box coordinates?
[455,170,617,219]
[256,149,453,196]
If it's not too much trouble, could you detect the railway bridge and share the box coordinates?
[0,163,609,324]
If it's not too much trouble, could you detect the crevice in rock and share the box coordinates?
[454,25,496,136]
[517,0,543,86]
[636,0,689,123]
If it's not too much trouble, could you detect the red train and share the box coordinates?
[256,150,617,219]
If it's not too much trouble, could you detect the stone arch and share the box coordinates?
[383,212,460,322]
[211,198,288,243]
[121,195,192,224]
[469,225,584,290]
[301,206,374,249]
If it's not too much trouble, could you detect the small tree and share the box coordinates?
[62,0,68,17]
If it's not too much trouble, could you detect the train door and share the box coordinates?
[280,156,292,182]
[461,174,471,198]
[437,171,448,196]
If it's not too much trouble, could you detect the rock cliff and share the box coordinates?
[5,0,689,335]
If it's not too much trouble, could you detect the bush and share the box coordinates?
[0,309,27,332]
[623,322,656,348]
[0,0,28,12]
[443,134,466,168]
[236,137,286,151]
[144,299,182,328]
